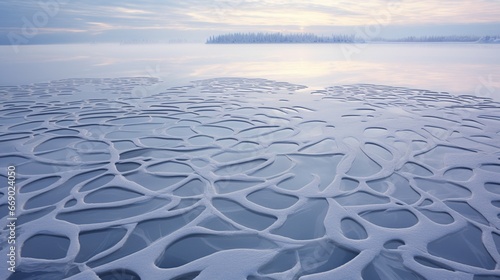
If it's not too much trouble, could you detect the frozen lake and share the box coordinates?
[1,43,499,99]
[0,44,500,279]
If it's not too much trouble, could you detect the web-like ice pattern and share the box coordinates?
[0,77,500,280]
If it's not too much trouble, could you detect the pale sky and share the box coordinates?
[1,0,499,44]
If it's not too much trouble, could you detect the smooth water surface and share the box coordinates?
[1,43,499,99]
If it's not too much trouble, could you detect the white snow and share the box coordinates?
[1,77,499,279]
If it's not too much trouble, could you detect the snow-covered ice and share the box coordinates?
[0,77,500,279]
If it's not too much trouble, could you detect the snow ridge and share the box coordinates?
[1,77,500,280]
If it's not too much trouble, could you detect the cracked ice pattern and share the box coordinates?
[1,77,500,280]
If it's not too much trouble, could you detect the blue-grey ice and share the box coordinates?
[0,77,499,279]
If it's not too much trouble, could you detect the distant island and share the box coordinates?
[206,33,359,44]
[206,32,500,44]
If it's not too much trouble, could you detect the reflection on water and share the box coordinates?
[1,43,499,99]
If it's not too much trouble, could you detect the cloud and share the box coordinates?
[389,0,500,24]
[1,0,499,43]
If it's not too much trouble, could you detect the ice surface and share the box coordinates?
[0,77,500,279]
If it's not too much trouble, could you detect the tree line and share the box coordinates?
[206,33,500,44]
